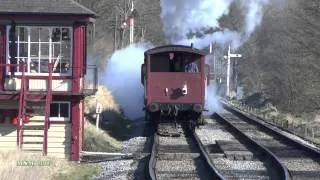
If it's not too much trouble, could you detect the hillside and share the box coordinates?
[238,0,320,116]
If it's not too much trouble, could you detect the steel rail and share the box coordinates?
[190,127,226,180]
[222,101,320,162]
[147,132,158,180]
[147,124,225,180]
[215,112,291,180]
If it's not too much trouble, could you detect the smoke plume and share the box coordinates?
[160,0,270,49]
[101,44,151,120]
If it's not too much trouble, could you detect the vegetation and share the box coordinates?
[83,119,121,152]
[229,99,320,145]
[52,161,99,180]
[0,151,99,180]
[237,0,320,117]
[84,86,133,141]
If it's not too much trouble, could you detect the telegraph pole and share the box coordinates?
[129,0,134,44]
[224,44,242,98]
[114,13,117,51]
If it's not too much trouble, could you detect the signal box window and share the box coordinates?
[50,102,70,121]
[7,26,72,75]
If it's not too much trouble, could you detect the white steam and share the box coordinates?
[205,83,222,115]
[160,0,270,49]
[244,0,269,36]
[101,44,151,120]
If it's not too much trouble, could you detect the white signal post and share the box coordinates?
[224,44,242,98]
[119,0,135,46]
[96,102,102,129]
[129,16,134,44]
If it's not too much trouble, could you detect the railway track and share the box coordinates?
[196,117,287,179]
[217,105,320,180]
[148,123,224,180]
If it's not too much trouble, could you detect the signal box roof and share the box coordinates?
[0,0,97,17]
[145,45,206,56]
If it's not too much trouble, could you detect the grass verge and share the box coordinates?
[84,85,133,141]
[0,151,100,180]
[84,118,121,152]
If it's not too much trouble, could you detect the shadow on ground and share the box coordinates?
[85,109,153,141]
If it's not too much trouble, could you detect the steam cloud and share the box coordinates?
[160,0,270,49]
[102,44,151,120]
[205,83,222,115]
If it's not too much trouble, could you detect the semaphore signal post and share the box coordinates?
[224,44,242,98]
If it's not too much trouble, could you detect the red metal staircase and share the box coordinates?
[17,63,53,155]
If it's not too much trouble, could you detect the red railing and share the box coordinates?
[0,63,26,148]
[0,63,53,154]
[43,63,53,155]
[0,64,98,95]
[17,63,26,148]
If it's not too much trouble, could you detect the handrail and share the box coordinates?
[43,63,53,156]
[16,63,26,148]
[0,63,98,94]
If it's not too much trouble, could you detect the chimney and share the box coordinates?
[191,43,194,48]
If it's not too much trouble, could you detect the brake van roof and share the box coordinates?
[145,45,206,56]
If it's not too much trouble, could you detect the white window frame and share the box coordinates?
[6,25,73,76]
[49,101,71,121]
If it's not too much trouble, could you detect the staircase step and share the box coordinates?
[23,125,44,130]
[24,122,44,126]
[22,143,43,149]
[25,106,44,110]
[23,136,44,142]
[24,134,43,137]
[23,141,43,144]
[27,119,44,123]
[29,116,45,120]
[23,130,44,136]
[23,149,43,153]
